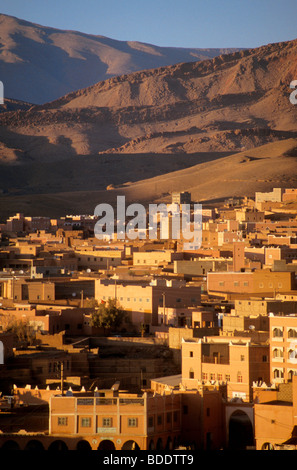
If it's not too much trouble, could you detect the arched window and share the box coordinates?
[288,349,297,360]
[273,368,284,379]
[288,370,297,382]
[273,328,283,338]
[273,348,283,358]
[288,329,297,338]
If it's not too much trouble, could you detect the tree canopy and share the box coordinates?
[90,298,125,331]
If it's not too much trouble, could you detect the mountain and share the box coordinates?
[0,139,296,219]
[0,14,241,104]
[0,36,296,163]
[0,35,296,218]
[115,138,297,205]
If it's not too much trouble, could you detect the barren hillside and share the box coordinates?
[0,13,240,104]
[0,37,296,164]
[0,35,296,217]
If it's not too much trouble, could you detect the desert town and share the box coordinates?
[0,187,297,450]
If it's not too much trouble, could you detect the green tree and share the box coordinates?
[4,317,36,347]
[90,298,125,331]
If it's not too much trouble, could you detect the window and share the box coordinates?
[102,418,113,427]
[240,355,245,361]
[225,374,230,382]
[190,351,193,357]
[289,349,297,360]
[189,368,194,379]
[273,369,284,379]
[273,327,283,338]
[58,417,68,426]
[202,373,208,381]
[273,348,283,358]
[157,415,163,425]
[128,418,138,427]
[148,417,154,428]
[81,417,92,427]
[237,373,243,383]
[217,374,222,381]
[166,412,171,424]
[288,329,297,338]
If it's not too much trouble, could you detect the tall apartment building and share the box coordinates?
[269,313,297,384]
[182,336,269,402]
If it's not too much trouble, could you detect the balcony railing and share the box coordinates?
[202,356,229,365]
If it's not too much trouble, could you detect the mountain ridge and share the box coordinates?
[0,36,296,162]
[0,13,243,104]
[0,31,296,217]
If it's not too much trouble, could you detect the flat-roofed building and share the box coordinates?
[269,313,297,384]
[95,278,201,329]
[182,336,269,402]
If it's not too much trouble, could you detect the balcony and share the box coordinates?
[202,355,229,365]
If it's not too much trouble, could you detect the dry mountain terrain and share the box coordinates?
[0,13,240,104]
[0,35,296,217]
[0,36,296,162]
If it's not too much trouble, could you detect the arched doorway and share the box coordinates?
[1,440,20,450]
[228,410,254,450]
[165,437,172,450]
[48,440,68,451]
[76,440,92,451]
[121,440,140,450]
[156,438,163,450]
[98,440,116,451]
[262,442,274,450]
[148,439,155,450]
[24,440,45,451]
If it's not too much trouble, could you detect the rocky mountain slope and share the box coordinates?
[0,35,296,217]
[0,13,240,104]
[0,36,296,164]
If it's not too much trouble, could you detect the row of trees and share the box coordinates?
[0,298,127,345]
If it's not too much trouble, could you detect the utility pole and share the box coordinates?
[60,361,64,396]
[55,361,64,395]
